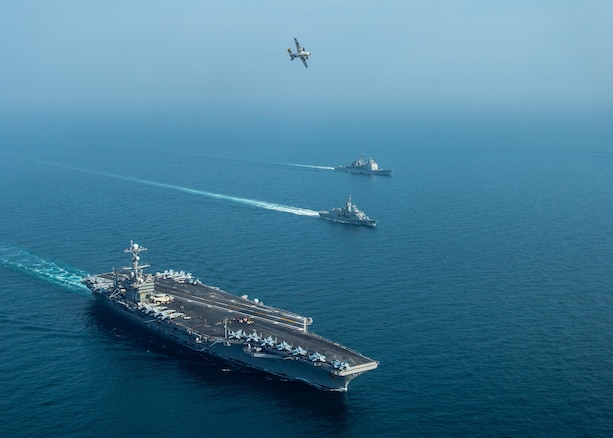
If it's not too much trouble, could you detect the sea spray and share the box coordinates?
[0,241,89,293]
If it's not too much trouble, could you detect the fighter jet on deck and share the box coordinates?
[287,38,310,68]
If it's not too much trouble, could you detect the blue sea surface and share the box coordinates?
[1,111,612,437]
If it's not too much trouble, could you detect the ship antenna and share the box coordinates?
[125,240,149,284]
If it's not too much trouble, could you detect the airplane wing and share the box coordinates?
[301,57,308,68]
[294,38,302,51]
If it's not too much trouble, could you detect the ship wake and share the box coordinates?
[280,163,335,171]
[0,241,90,294]
[45,163,320,217]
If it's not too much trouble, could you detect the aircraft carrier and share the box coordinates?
[83,242,378,391]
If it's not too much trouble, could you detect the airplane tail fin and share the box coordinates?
[287,48,294,60]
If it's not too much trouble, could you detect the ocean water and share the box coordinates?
[1,110,612,437]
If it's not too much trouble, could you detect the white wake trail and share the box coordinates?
[0,242,90,294]
[280,163,336,171]
[46,162,320,217]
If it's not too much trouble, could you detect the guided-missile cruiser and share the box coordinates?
[335,153,392,176]
[83,242,378,391]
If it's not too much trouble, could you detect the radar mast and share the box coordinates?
[124,241,149,284]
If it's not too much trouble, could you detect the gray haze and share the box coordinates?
[1,1,612,115]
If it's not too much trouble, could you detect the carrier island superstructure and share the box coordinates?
[83,242,378,391]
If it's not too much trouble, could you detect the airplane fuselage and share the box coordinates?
[289,50,310,59]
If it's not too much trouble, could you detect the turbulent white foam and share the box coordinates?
[0,242,90,293]
[47,162,320,217]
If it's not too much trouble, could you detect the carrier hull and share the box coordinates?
[83,242,378,392]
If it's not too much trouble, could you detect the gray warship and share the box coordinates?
[319,195,377,228]
[83,242,378,391]
[335,153,392,176]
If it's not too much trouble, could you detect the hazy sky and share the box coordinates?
[1,1,612,115]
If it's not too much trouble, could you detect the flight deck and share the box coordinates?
[94,272,371,368]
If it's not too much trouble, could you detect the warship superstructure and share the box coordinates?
[335,153,392,176]
[319,195,377,228]
[83,242,378,391]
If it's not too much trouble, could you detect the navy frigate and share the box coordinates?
[83,242,378,391]
[335,153,392,176]
[319,195,377,228]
